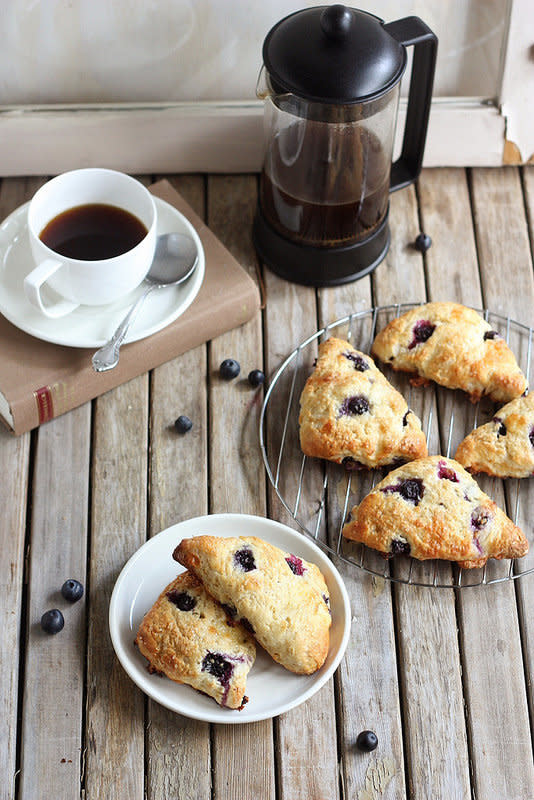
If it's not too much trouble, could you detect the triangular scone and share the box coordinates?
[455,392,534,478]
[298,337,427,469]
[173,536,331,674]
[135,571,255,709]
[342,456,528,569]
[371,302,527,403]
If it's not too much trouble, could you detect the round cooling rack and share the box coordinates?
[259,304,534,589]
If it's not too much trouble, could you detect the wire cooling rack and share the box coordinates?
[259,305,534,588]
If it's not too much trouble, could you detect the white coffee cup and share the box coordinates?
[24,168,157,318]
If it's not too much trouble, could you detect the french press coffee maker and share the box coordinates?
[253,5,437,286]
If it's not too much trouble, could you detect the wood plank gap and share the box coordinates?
[519,168,534,269]
[389,580,415,800]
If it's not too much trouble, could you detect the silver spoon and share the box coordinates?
[92,232,198,372]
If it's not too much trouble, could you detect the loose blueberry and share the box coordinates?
[414,232,432,253]
[493,417,507,437]
[41,609,65,634]
[248,369,265,387]
[219,359,240,380]
[286,554,306,576]
[382,478,424,506]
[201,652,233,684]
[390,539,411,556]
[174,415,193,434]
[356,730,378,752]
[471,506,491,530]
[343,351,369,372]
[408,319,435,349]
[233,547,256,572]
[437,460,459,482]
[483,330,500,341]
[166,590,197,611]
[340,395,370,416]
[61,579,84,602]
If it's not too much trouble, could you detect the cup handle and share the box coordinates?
[23,258,79,318]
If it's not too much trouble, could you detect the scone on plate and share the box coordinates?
[371,302,527,403]
[342,455,528,569]
[455,392,534,478]
[173,535,331,675]
[135,571,255,709]
[298,337,427,469]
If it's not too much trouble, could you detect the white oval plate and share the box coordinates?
[109,514,351,724]
[0,196,204,348]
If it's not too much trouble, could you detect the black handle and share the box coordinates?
[383,16,438,193]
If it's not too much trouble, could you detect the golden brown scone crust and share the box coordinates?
[342,456,528,569]
[173,535,331,674]
[455,392,534,478]
[298,337,427,468]
[371,303,527,403]
[135,571,255,709]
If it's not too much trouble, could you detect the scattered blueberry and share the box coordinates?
[437,460,459,482]
[233,547,256,571]
[41,609,65,634]
[286,554,306,576]
[61,579,84,602]
[471,506,491,530]
[483,330,500,341]
[342,457,366,471]
[493,417,507,437]
[201,652,233,684]
[343,351,369,372]
[339,395,370,416]
[390,538,411,556]
[248,369,265,387]
[356,730,378,752]
[382,478,424,506]
[408,319,435,349]
[174,415,193,434]
[219,359,241,380]
[166,590,196,611]
[414,232,432,253]
[402,410,411,427]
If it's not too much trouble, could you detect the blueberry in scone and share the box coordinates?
[135,570,255,709]
[298,337,427,470]
[455,391,534,478]
[173,535,331,674]
[371,302,527,403]
[342,456,528,569]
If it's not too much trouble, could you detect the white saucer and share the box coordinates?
[109,514,351,724]
[0,197,205,348]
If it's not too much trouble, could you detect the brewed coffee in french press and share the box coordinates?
[253,5,438,286]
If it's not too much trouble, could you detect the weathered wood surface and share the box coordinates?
[2,167,533,800]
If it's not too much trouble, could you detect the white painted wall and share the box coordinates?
[1,0,505,105]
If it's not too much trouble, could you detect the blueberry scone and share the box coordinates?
[342,456,528,569]
[455,392,534,478]
[173,536,331,674]
[371,302,527,403]
[135,571,256,709]
[298,337,427,469]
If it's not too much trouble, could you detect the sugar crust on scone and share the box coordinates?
[455,392,534,478]
[342,456,528,569]
[298,337,428,469]
[173,535,331,675]
[135,571,255,709]
[371,302,527,403]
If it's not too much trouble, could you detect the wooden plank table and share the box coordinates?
[2,166,534,800]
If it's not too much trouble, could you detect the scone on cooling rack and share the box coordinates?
[135,571,256,709]
[173,535,331,675]
[298,336,428,470]
[371,302,527,403]
[342,455,528,569]
[455,392,534,478]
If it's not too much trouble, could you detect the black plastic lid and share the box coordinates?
[262,5,407,104]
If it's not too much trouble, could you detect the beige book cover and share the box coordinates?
[0,179,261,435]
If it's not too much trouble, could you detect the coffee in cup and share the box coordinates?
[24,168,157,318]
